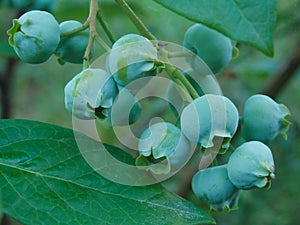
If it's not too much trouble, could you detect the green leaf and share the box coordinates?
[0,188,2,222]
[0,41,18,58]
[152,0,276,56]
[0,119,214,225]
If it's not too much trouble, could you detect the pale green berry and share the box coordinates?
[136,122,191,174]
[192,165,240,212]
[183,24,233,73]
[55,20,90,64]
[241,94,291,142]
[181,94,239,152]
[108,34,158,86]
[64,68,117,120]
[227,141,275,190]
[7,10,60,64]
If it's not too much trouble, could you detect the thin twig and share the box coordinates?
[114,0,156,40]
[96,12,115,44]
[165,64,200,99]
[94,34,111,51]
[83,0,100,60]
[60,22,89,37]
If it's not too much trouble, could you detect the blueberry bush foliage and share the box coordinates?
[0,0,299,225]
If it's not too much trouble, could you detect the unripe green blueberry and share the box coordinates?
[55,20,90,64]
[183,24,233,73]
[108,34,159,86]
[7,10,60,64]
[181,94,239,152]
[241,94,291,142]
[227,141,275,190]
[192,165,240,212]
[136,122,191,174]
[64,68,118,120]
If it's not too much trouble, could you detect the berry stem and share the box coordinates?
[83,0,99,60]
[82,59,90,70]
[115,0,156,40]
[114,0,201,100]
[96,12,116,44]
[212,158,219,167]
[94,34,111,51]
[165,64,200,99]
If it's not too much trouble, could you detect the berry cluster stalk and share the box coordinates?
[115,0,156,40]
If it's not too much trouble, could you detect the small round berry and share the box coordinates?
[227,141,275,190]
[192,165,240,212]
[136,122,191,174]
[181,94,239,152]
[64,68,117,120]
[241,94,291,142]
[108,34,158,86]
[183,24,233,73]
[7,10,60,64]
[55,20,90,64]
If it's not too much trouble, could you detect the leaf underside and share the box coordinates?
[0,119,214,225]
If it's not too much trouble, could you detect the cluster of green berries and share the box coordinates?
[192,141,276,212]
[191,94,290,212]
[64,33,159,124]
[7,10,89,64]
[7,12,292,214]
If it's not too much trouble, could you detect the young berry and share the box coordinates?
[64,68,117,120]
[227,141,275,190]
[183,24,233,74]
[241,94,291,142]
[55,20,90,64]
[136,122,191,174]
[7,10,60,64]
[181,94,239,152]
[192,165,240,212]
[107,34,159,86]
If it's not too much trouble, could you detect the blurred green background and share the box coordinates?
[0,0,299,225]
